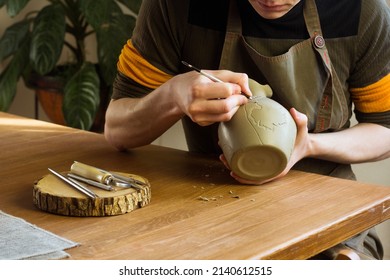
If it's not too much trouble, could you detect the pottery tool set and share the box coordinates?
[33,162,151,217]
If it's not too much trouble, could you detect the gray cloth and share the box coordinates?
[0,210,78,260]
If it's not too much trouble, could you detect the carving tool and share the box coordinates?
[48,168,98,199]
[181,61,252,99]
[68,173,114,191]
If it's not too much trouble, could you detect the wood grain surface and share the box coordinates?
[1,112,390,259]
[33,172,151,216]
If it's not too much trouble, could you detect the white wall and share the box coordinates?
[2,0,390,259]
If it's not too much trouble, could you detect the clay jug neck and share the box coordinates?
[248,79,273,98]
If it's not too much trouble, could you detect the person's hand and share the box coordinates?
[220,108,310,185]
[171,70,252,126]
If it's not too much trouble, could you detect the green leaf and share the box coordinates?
[0,19,30,61]
[0,65,18,111]
[29,3,66,75]
[0,37,30,111]
[63,63,100,130]
[5,0,30,17]
[96,13,135,85]
[79,0,120,31]
[117,0,143,15]
[80,0,134,85]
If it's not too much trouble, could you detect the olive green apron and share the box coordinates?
[219,0,349,133]
[214,0,355,178]
[215,0,383,259]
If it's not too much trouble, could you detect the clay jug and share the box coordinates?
[218,79,297,181]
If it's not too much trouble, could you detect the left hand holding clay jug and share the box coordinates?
[218,79,297,181]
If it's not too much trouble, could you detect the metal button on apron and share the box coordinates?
[314,35,325,49]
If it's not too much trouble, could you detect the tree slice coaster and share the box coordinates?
[33,172,151,217]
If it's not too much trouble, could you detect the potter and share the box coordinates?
[218,79,297,181]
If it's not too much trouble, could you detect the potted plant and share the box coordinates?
[0,0,142,130]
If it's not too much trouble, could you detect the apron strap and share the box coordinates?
[226,0,242,34]
[304,0,349,131]
[303,0,331,72]
[218,0,241,69]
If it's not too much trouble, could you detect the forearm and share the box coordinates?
[104,85,184,151]
[105,70,252,151]
[308,123,390,164]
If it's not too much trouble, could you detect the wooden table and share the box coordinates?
[1,112,390,259]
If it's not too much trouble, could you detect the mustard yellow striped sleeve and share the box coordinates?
[350,73,390,113]
[117,40,173,89]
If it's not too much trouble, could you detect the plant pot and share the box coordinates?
[26,71,109,132]
[27,72,66,125]
[36,87,66,126]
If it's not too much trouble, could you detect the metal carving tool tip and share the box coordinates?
[181,61,252,99]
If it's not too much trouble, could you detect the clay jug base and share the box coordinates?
[231,146,287,181]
